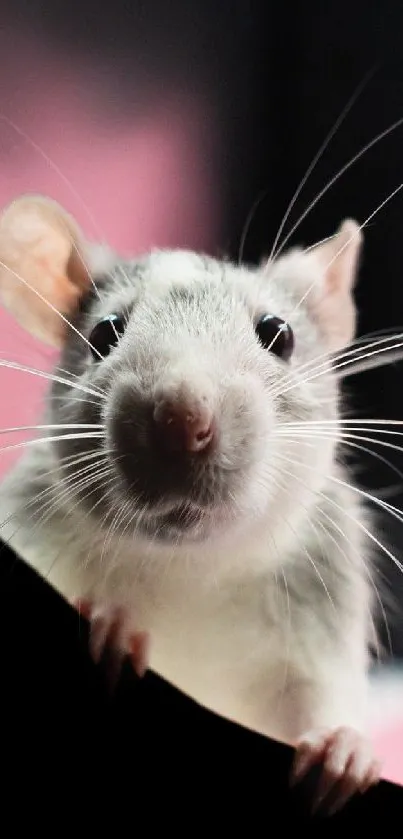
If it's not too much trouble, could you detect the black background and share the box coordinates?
[2,1,403,654]
[1,538,402,825]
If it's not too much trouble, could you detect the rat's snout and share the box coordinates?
[108,365,262,528]
[152,385,215,454]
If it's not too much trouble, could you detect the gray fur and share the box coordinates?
[0,244,374,743]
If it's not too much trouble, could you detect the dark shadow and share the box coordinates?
[0,538,401,829]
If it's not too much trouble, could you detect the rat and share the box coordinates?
[0,194,382,816]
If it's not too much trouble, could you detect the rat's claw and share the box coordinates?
[290,726,381,817]
[128,631,150,679]
[88,606,125,664]
[75,598,149,687]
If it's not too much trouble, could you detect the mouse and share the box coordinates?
[0,193,383,816]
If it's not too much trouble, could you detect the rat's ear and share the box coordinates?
[309,219,363,349]
[0,194,93,348]
[311,219,362,293]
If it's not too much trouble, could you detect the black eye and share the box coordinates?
[255,314,294,361]
[89,314,126,360]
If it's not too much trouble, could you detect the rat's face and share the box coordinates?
[0,195,360,551]
[50,247,349,547]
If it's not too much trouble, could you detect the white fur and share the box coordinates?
[0,233,378,749]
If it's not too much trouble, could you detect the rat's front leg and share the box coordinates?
[75,599,150,690]
[283,668,381,817]
[291,725,381,815]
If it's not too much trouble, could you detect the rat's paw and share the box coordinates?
[75,599,149,688]
[290,726,381,816]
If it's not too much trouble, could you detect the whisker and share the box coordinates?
[278,419,403,428]
[47,394,104,409]
[272,114,403,261]
[0,115,104,244]
[272,456,402,661]
[275,482,338,612]
[2,114,138,306]
[271,331,403,398]
[0,358,105,398]
[2,456,111,551]
[0,113,119,306]
[29,461,110,522]
[0,258,104,360]
[336,351,403,379]
[99,498,131,566]
[0,449,99,534]
[0,431,105,458]
[274,452,403,574]
[0,423,102,435]
[265,174,403,361]
[238,189,272,265]
[77,479,122,559]
[103,497,137,569]
[53,363,102,383]
[273,462,392,659]
[276,428,403,485]
[325,340,403,384]
[272,463,386,655]
[276,425,403,442]
[305,180,403,317]
[14,452,110,515]
[274,335,403,399]
[268,67,376,262]
[58,466,123,551]
[32,465,113,536]
[33,471,116,581]
[314,507,387,658]
[278,567,291,698]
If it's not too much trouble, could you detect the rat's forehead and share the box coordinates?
[97,249,296,316]
[142,250,229,290]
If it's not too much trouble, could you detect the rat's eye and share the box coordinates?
[255,314,294,361]
[89,315,125,360]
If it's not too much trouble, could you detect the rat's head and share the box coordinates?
[0,196,362,549]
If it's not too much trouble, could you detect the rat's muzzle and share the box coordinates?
[107,371,222,509]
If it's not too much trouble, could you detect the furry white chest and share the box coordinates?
[0,483,367,743]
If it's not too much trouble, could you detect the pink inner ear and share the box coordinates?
[310,288,356,353]
[315,221,362,296]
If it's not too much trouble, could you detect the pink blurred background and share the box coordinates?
[0,28,220,475]
[0,27,401,787]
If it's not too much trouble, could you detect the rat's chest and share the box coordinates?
[101,558,328,725]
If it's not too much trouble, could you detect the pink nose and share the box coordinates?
[153,400,215,453]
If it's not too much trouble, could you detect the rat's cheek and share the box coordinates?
[218,375,274,471]
[104,375,151,452]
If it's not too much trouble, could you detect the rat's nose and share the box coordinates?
[153,398,215,453]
